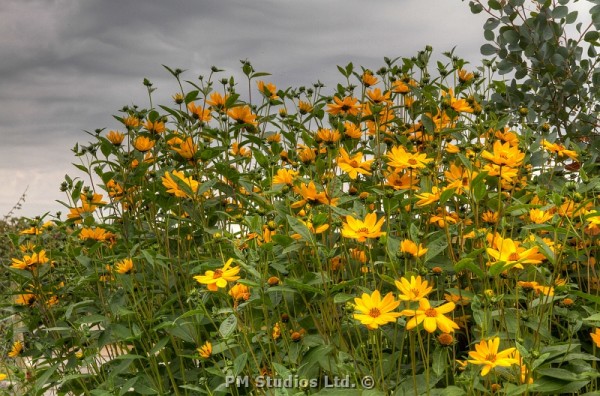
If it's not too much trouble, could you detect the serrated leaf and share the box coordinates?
[219,314,237,338]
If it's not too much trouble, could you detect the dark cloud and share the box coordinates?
[0,0,488,217]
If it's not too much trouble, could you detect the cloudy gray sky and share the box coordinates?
[0,0,491,219]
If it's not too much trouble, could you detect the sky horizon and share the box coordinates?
[0,0,494,219]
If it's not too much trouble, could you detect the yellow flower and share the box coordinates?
[326,96,361,116]
[541,139,577,160]
[392,79,415,94]
[386,145,433,171]
[0,373,6,381]
[415,186,442,207]
[11,250,49,270]
[341,213,385,242]
[133,136,155,152]
[8,340,23,358]
[272,169,298,186]
[162,170,199,198]
[227,105,257,126]
[337,148,373,179]
[197,341,212,359]
[399,240,428,258]
[395,276,433,301]
[482,211,499,224]
[106,130,125,145]
[272,322,281,340]
[353,290,401,330]
[115,258,134,275]
[481,140,525,168]
[486,235,544,269]
[194,258,241,292]
[467,337,518,376]
[384,170,419,190]
[400,298,459,333]
[591,328,600,348]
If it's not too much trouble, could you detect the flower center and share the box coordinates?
[357,227,370,234]
[408,158,418,165]
[485,353,497,362]
[213,269,223,279]
[411,288,422,297]
[508,252,520,261]
[369,308,381,318]
[425,308,438,317]
[341,105,351,111]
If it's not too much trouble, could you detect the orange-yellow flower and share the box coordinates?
[366,88,391,104]
[229,283,251,302]
[337,148,373,179]
[458,69,474,83]
[115,258,134,274]
[442,88,473,113]
[7,341,23,358]
[591,328,600,348]
[194,258,241,292]
[272,168,298,186]
[467,337,518,376]
[187,102,212,122]
[395,276,433,301]
[343,121,362,139]
[133,136,155,152]
[400,298,459,333]
[316,128,341,144]
[206,92,229,110]
[257,81,279,100]
[227,105,257,126]
[143,119,166,134]
[341,213,385,242]
[79,227,116,244]
[230,142,252,158]
[106,130,125,145]
[291,181,337,208]
[353,290,401,330]
[168,136,198,159]
[197,341,212,359]
[399,240,428,258]
[15,293,36,306]
[362,71,378,87]
[326,96,361,116]
[529,208,553,224]
[162,170,199,198]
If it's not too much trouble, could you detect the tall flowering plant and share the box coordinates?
[2,50,600,395]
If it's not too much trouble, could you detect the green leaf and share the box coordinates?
[219,314,237,338]
[454,257,484,278]
[333,293,355,304]
[424,236,448,262]
[431,347,446,377]
[481,43,498,56]
[233,353,248,377]
[286,215,314,243]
